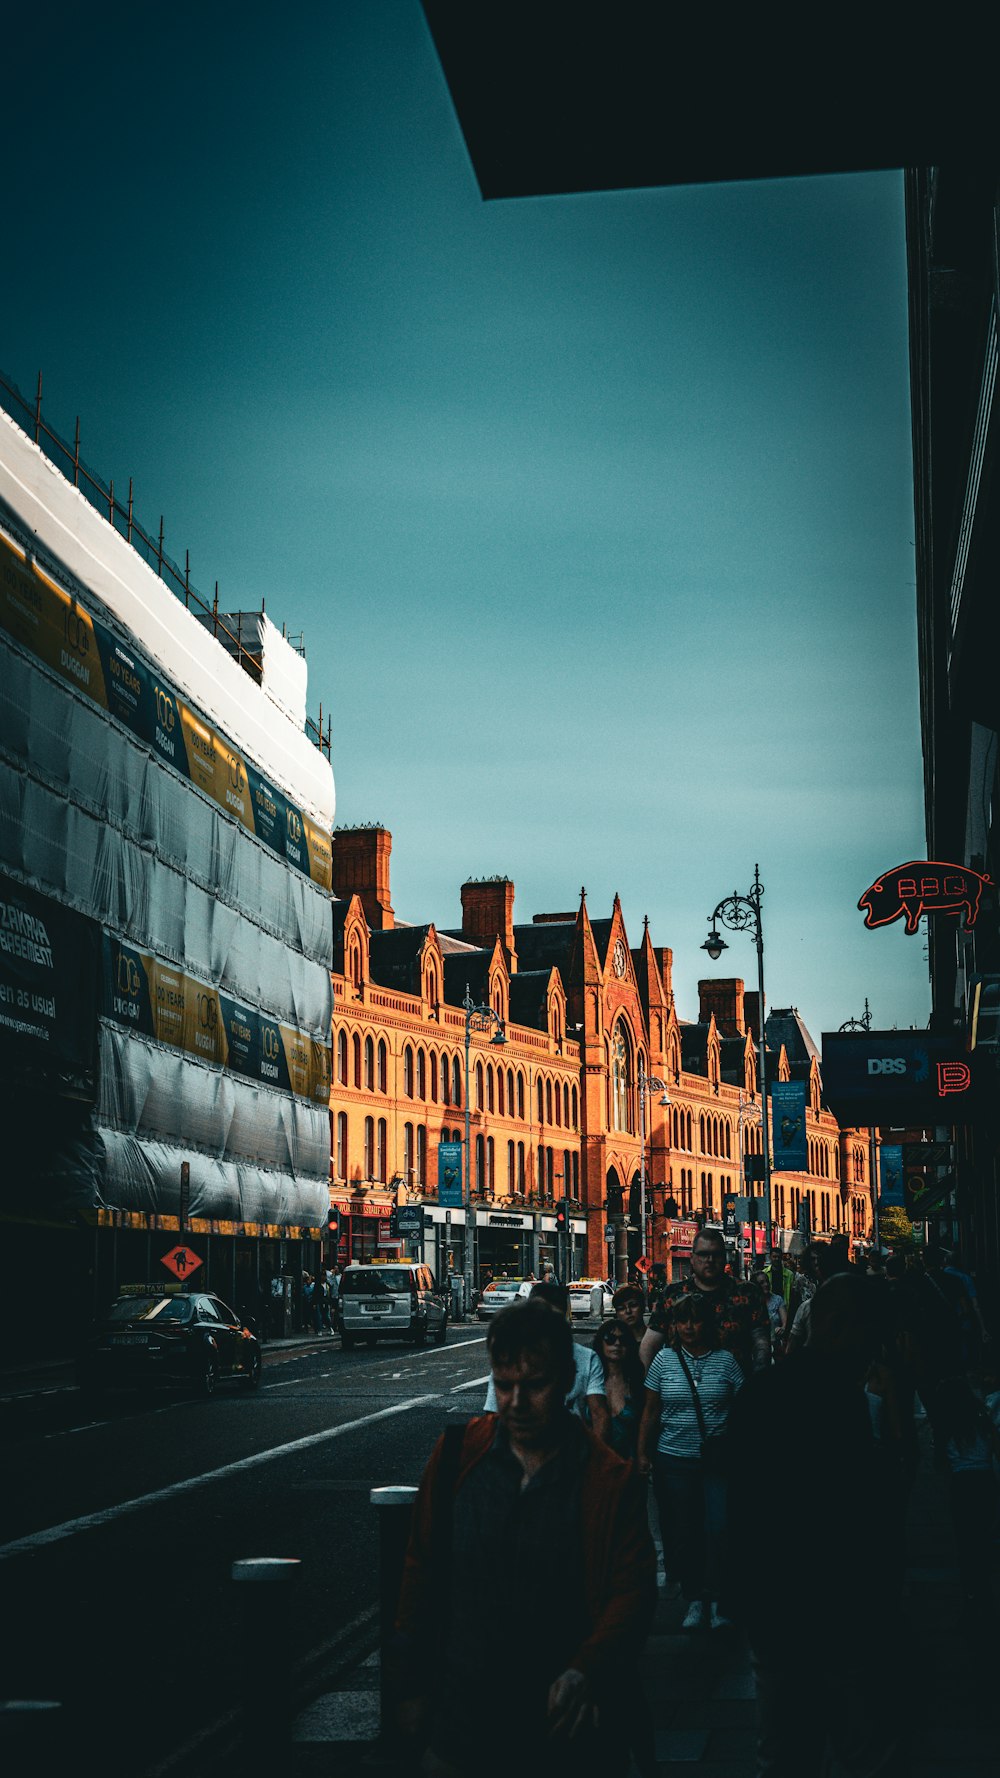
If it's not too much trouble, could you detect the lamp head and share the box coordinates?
[701,928,727,962]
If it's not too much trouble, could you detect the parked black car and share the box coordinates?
[78,1285,262,1400]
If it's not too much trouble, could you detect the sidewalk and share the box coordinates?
[283,1426,999,1776]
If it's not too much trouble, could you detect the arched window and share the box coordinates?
[476,1134,486,1191]
[571,1085,578,1127]
[517,1142,526,1193]
[352,1033,362,1089]
[430,1052,438,1103]
[507,1140,515,1193]
[403,1045,414,1097]
[363,1036,374,1091]
[376,1118,387,1182]
[725,1121,731,1159]
[686,1109,692,1149]
[546,1080,554,1125]
[699,1113,706,1153]
[563,1083,570,1126]
[518,1074,525,1120]
[349,943,362,990]
[611,1025,632,1132]
[364,1116,374,1178]
[336,1029,347,1085]
[537,1078,544,1122]
[572,1151,579,1196]
[476,1061,485,1110]
[377,1038,387,1093]
[416,1124,427,1185]
[563,1148,571,1197]
[442,1052,451,1106]
[426,966,439,1017]
[404,1123,414,1180]
[507,1068,514,1113]
[487,1065,495,1113]
[453,1056,462,1107]
[417,1048,426,1100]
[497,1067,506,1116]
[487,1136,495,1196]
[336,1112,347,1177]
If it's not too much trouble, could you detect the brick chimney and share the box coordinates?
[656,947,674,1005]
[743,989,763,1038]
[332,826,395,930]
[698,977,746,1037]
[460,877,517,969]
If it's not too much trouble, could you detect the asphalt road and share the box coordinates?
[0,1323,509,1775]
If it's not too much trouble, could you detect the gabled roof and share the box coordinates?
[765,1008,820,1066]
[368,925,436,994]
[509,920,575,975]
[442,949,491,1007]
[508,969,555,1033]
[680,1022,711,1074]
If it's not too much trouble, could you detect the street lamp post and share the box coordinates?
[840,1002,878,1251]
[463,985,505,1311]
[637,1062,669,1266]
[738,1091,762,1276]
[702,864,773,1255]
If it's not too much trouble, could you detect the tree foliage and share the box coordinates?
[878,1205,914,1247]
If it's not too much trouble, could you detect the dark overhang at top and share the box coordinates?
[422,3,992,200]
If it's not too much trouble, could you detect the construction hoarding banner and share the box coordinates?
[102,933,331,1104]
[0,534,332,889]
[0,747,331,1038]
[0,871,99,1091]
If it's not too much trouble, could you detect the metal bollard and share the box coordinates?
[370,1485,418,1743]
[0,1701,65,1762]
[231,1557,302,1766]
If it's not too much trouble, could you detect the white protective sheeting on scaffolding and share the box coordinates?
[1,638,331,966]
[0,408,334,827]
[260,612,309,727]
[97,1024,330,1182]
[97,1127,330,1225]
[0,763,332,1040]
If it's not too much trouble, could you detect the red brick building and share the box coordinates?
[329,827,872,1285]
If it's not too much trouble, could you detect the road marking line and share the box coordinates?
[450,1376,490,1393]
[263,1379,298,1389]
[0,1394,434,1563]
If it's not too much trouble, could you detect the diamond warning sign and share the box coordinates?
[160,1244,203,1279]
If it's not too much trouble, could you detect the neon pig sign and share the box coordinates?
[858,862,991,936]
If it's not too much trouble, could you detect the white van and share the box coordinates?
[339,1262,449,1350]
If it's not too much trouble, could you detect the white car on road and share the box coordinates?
[567,1278,614,1318]
[476,1277,533,1319]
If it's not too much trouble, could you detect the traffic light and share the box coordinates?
[555,1199,569,1234]
[327,1207,341,1240]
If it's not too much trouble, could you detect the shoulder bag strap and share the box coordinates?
[674,1347,710,1448]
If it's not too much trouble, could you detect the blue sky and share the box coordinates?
[3,1,929,1040]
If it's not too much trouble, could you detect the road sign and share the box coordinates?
[160,1244,203,1280]
[396,1208,424,1235]
[604,1225,615,1244]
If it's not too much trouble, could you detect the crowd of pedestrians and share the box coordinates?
[394,1229,1000,1778]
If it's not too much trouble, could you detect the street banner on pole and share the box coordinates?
[437,1141,464,1207]
[770,1081,807,1172]
[878,1144,905,1206]
[722,1193,739,1237]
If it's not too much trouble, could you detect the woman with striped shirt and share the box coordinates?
[638,1292,744,1631]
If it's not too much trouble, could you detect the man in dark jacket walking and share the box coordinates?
[394,1299,656,1777]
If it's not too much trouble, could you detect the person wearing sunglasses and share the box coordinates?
[592,1317,646,1459]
